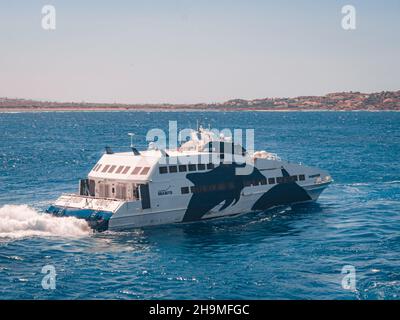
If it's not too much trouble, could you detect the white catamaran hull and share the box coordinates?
[46,127,333,231]
[48,169,332,231]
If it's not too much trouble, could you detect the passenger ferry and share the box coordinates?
[46,127,332,231]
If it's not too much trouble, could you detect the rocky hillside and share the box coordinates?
[1,90,399,111]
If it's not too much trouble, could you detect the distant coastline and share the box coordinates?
[1,90,399,112]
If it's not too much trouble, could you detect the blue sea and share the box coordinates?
[0,111,399,299]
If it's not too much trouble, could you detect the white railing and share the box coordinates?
[62,193,139,202]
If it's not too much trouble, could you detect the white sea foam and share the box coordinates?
[384,180,400,185]
[0,205,91,239]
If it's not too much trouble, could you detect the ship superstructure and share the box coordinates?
[47,127,332,230]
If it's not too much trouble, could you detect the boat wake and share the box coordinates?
[0,204,91,239]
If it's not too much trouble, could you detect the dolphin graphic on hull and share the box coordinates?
[183,163,265,222]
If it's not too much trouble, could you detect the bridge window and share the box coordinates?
[169,166,178,173]
[188,164,196,171]
[140,167,150,175]
[159,166,168,174]
[122,166,131,174]
[299,174,305,181]
[94,164,101,172]
[102,165,110,173]
[178,165,187,172]
[268,177,275,184]
[206,142,245,155]
[197,164,206,170]
[260,178,267,185]
[207,163,215,170]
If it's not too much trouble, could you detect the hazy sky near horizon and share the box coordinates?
[0,0,399,104]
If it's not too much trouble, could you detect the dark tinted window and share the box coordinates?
[216,183,226,191]
[181,187,189,194]
[102,165,110,173]
[108,165,117,173]
[178,165,187,172]
[282,176,295,183]
[169,166,178,173]
[260,178,267,185]
[188,164,196,171]
[226,182,235,190]
[268,177,275,184]
[159,166,168,174]
[277,177,283,184]
[197,164,206,170]
[299,174,305,181]
[207,163,215,170]
[140,167,150,175]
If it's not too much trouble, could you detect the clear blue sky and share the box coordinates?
[0,0,399,103]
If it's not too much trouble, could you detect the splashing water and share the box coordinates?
[0,205,91,239]
[0,111,399,299]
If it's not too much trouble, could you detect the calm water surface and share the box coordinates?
[0,111,399,299]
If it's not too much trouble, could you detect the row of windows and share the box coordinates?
[180,175,306,194]
[205,142,246,155]
[92,163,150,176]
[159,163,215,174]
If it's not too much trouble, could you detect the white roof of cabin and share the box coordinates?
[87,148,233,182]
[87,128,253,182]
[88,151,160,182]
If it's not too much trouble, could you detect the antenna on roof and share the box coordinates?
[128,133,135,148]
[160,149,169,157]
[128,132,141,155]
